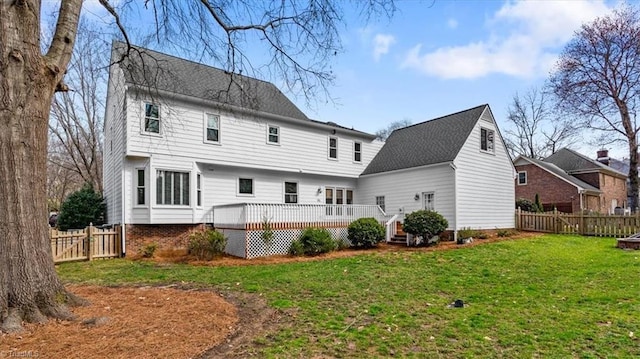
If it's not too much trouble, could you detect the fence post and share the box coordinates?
[553,208,558,234]
[516,208,521,230]
[580,211,585,236]
[87,223,93,261]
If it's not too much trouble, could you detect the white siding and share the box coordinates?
[102,65,127,223]
[453,108,515,229]
[357,164,456,229]
[123,94,382,178]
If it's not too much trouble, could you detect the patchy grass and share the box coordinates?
[57,235,640,358]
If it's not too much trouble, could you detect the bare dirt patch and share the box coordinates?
[0,232,541,358]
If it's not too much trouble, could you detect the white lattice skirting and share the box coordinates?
[217,227,351,259]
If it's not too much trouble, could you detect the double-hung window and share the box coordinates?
[423,192,435,211]
[156,170,190,205]
[480,128,495,153]
[196,173,202,206]
[354,142,362,163]
[206,114,220,143]
[375,196,385,212]
[267,125,279,144]
[328,137,338,159]
[144,103,160,134]
[136,169,146,205]
[284,182,298,203]
[517,171,527,185]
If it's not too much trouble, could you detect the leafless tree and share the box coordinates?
[48,21,107,194]
[0,0,396,333]
[375,118,412,140]
[549,5,640,210]
[504,87,579,159]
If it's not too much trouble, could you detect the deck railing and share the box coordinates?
[211,203,387,230]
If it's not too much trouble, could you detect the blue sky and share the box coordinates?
[287,0,624,159]
[73,0,626,159]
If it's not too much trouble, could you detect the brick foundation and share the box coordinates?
[125,223,205,256]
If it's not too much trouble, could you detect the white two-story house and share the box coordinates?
[103,42,384,257]
[104,42,515,258]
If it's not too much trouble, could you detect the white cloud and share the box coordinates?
[401,0,612,79]
[447,18,458,29]
[373,34,396,61]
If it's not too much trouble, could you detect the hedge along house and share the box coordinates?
[103,42,387,258]
[357,105,516,238]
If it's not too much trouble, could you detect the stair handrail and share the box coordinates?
[385,214,399,243]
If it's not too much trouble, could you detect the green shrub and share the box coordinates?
[57,184,106,231]
[289,227,336,256]
[188,229,227,260]
[140,242,158,258]
[458,227,489,240]
[403,210,448,246]
[516,198,538,212]
[348,218,385,248]
[497,229,515,237]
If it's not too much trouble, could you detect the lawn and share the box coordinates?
[57,234,640,358]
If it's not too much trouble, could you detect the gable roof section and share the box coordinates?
[514,155,600,193]
[544,148,626,178]
[361,105,488,176]
[112,42,376,139]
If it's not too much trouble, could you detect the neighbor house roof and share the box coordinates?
[361,104,488,176]
[514,156,601,193]
[544,148,626,178]
[112,41,375,139]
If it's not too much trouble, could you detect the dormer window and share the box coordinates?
[144,103,160,134]
[480,128,494,153]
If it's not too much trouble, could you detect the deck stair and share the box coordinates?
[388,221,408,245]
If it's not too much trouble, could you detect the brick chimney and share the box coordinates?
[597,149,609,165]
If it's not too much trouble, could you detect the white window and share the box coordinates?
[144,103,160,134]
[196,173,202,207]
[156,170,190,205]
[423,192,435,211]
[328,137,338,159]
[354,142,362,162]
[480,128,495,153]
[518,171,527,185]
[325,187,354,215]
[136,169,146,206]
[376,196,385,212]
[205,114,220,143]
[285,182,298,203]
[238,178,254,195]
[267,125,279,144]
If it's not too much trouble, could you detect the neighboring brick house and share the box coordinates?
[514,148,627,214]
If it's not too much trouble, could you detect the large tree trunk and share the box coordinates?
[628,141,639,212]
[1,0,85,333]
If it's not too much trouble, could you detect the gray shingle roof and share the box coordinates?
[113,41,310,121]
[515,156,601,193]
[544,148,626,177]
[361,105,488,176]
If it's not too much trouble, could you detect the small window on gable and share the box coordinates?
[328,137,338,159]
[238,178,253,195]
[285,182,298,203]
[136,169,146,205]
[267,125,279,144]
[518,171,527,185]
[206,114,220,143]
[354,142,362,163]
[480,128,495,153]
[144,103,160,134]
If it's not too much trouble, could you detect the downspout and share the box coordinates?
[450,161,457,242]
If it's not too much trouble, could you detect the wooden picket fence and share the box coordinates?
[516,208,640,237]
[51,224,122,263]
